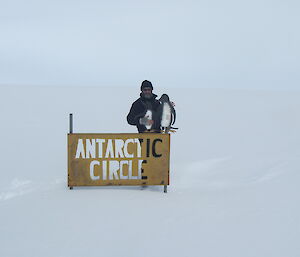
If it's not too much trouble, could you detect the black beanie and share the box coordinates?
[140,80,153,91]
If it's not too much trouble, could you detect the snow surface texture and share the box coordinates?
[0,86,300,257]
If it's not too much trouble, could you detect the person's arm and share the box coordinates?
[127,102,145,126]
[127,103,138,125]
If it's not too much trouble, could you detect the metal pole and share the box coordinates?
[164,185,167,193]
[69,113,73,190]
[69,113,73,134]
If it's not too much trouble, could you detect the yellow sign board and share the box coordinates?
[68,133,170,187]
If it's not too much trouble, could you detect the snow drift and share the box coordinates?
[0,85,299,257]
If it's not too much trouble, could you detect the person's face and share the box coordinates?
[142,87,153,99]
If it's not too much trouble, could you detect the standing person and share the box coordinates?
[127,80,161,133]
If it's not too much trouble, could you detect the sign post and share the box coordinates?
[67,114,170,192]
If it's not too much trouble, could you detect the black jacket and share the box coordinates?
[127,93,161,133]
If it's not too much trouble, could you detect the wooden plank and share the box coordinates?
[68,133,170,187]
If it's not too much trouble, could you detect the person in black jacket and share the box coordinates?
[127,80,161,133]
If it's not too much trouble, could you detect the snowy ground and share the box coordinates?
[0,85,300,257]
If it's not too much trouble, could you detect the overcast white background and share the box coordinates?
[0,0,299,90]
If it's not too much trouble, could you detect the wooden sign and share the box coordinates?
[68,133,170,189]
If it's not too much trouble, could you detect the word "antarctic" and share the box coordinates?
[75,138,163,159]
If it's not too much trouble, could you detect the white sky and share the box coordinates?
[0,0,299,90]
